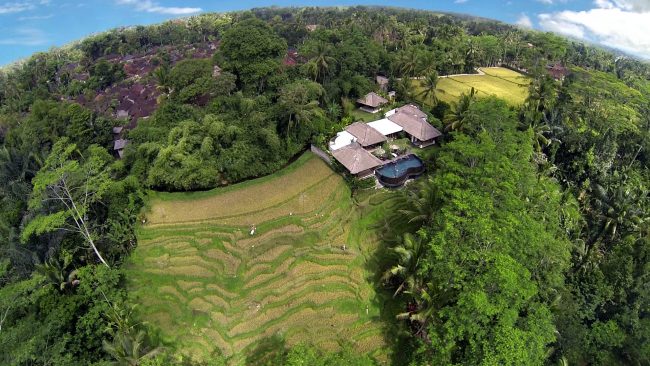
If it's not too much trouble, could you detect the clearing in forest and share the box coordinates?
[415,67,531,106]
[125,153,395,364]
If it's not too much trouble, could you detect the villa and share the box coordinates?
[357,92,388,113]
[329,104,442,183]
[331,142,384,178]
[386,105,442,147]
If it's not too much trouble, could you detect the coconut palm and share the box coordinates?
[416,52,436,76]
[306,41,335,82]
[396,176,438,226]
[396,281,438,337]
[326,102,342,120]
[396,47,420,77]
[103,330,162,366]
[382,233,426,297]
[444,87,477,132]
[590,181,646,241]
[152,66,171,94]
[35,255,79,292]
[418,72,439,107]
[396,77,415,102]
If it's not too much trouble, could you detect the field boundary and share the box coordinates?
[148,152,316,203]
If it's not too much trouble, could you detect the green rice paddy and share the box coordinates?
[415,67,531,106]
[125,153,396,364]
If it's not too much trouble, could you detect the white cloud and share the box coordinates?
[609,0,650,12]
[454,0,468,4]
[18,13,53,20]
[116,0,201,15]
[516,13,533,28]
[0,27,47,45]
[0,2,35,14]
[538,2,650,59]
[537,0,570,4]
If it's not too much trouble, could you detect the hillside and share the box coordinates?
[0,6,649,366]
[127,153,393,363]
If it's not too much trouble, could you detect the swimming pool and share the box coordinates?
[375,154,425,187]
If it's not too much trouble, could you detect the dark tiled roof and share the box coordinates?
[395,104,427,119]
[113,139,128,150]
[388,111,441,142]
[357,92,388,108]
[331,143,383,174]
[345,121,387,147]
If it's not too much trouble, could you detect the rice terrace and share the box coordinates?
[125,153,397,364]
[415,67,531,106]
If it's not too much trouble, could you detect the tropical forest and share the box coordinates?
[0,5,648,366]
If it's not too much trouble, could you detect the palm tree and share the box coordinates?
[416,52,436,76]
[306,41,335,82]
[530,121,552,153]
[152,66,171,94]
[396,281,438,338]
[590,181,646,241]
[382,233,426,297]
[103,330,162,366]
[326,102,342,121]
[396,77,415,102]
[395,177,438,226]
[289,100,323,132]
[444,87,477,132]
[35,255,79,292]
[396,47,420,77]
[418,72,439,107]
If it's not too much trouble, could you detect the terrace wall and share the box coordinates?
[310,144,332,165]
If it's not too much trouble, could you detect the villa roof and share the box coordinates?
[376,75,389,85]
[357,92,388,108]
[367,118,403,136]
[331,143,383,174]
[113,139,128,151]
[329,130,356,151]
[388,112,442,142]
[112,126,123,134]
[388,104,427,119]
[345,121,386,147]
[547,63,569,80]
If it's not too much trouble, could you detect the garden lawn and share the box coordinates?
[415,67,530,106]
[125,152,395,364]
[351,108,381,122]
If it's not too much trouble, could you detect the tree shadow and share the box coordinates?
[244,334,286,366]
[357,189,420,366]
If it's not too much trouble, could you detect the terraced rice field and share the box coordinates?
[126,153,393,364]
[415,67,530,106]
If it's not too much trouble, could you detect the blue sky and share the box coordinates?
[1,0,649,65]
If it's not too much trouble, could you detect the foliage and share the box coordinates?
[219,18,287,92]
[0,6,649,366]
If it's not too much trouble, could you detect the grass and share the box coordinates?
[125,152,397,364]
[351,108,382,122]
[414,67,531,106]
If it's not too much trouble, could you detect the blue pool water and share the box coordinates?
[376,155,424,187]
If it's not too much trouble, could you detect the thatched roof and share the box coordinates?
[357,92,388,108]
[394,104,427,119]
[331,143,383,174]
[388,110,441,142]
[113,139,128,151]
[345,121,386,147]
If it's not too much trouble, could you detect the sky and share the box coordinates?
[1,0,649,65]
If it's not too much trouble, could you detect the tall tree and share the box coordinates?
[22,139,113,267]
[418,72,439,107]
